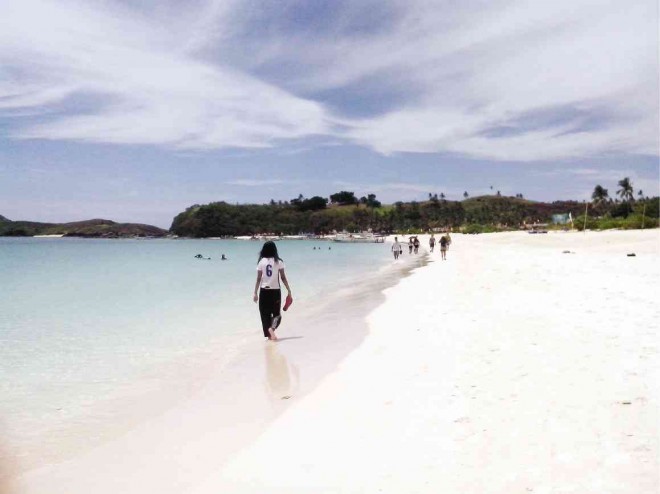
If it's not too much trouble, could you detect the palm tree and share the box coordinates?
[463,191,469,199]
[440,192,445,201]
[617,177,634,217]
[638,190,644,199]
[617,177,634,202]
[591,185,609,204]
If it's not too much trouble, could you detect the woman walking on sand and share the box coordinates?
[439,234,448,260]
[392,236,402,260]
[253,241,292,341]
[429,234,436,252]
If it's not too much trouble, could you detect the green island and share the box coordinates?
[0,217,168,238]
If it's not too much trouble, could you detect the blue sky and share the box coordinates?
[0,0,658,228]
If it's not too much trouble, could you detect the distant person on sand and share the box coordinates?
[221,254,228,260]
[445,232,452,250]
[429,234,435,253]
[439,235,448,260]
[413,236,420,254]
[408,238,413,254]
[392,237,401,260]
[253,241,292,341]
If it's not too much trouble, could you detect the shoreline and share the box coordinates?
[187,229,658,493]
[9,247,427,492]
[11,230,659,493]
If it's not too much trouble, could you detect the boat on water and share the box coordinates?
[332,232,386,243]
[33,234,65,238]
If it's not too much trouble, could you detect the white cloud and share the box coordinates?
[0,0,327,149]
[329,0,659,160]
[0,0,657,162]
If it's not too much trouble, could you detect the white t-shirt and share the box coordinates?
[257,257,285,289]
[392,241,401,251]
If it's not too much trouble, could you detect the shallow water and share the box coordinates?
[0,237,417,468]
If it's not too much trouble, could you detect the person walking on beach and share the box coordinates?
[439,234,448,260]
[253,241,292,341]
[445,232,452,250]
[408,238,413,254]
[429,234,436,253]
[413,236,420,254]
[392,237,401,260]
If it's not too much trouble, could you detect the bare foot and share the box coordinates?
[268,328,278,341]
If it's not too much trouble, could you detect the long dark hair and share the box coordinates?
[258,241,282,263]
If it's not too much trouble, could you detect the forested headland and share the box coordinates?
[0,217,168,238]
[170,186,659,237]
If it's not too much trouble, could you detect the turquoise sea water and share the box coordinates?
[0,237,396,465]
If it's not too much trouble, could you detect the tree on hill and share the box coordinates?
[463,191,469,199]
[330,191,358,205]
[299,196,328,212]
[366,193,381,208]
[591,185,609,204]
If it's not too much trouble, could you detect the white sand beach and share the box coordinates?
[13,230,659,493]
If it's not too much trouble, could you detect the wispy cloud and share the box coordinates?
[0,0,327,149]
[0,0,657,162]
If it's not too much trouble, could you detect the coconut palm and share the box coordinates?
[617,177,634,202]
[463,191,469,199]
[591,185,609,204]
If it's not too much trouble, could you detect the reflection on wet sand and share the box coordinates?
[264,343,299,403]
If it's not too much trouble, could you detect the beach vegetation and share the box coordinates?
[591,185,609,204]
[169,194,660,237]
[329,191,359,205]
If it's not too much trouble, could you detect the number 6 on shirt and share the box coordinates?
[266,264,273,277]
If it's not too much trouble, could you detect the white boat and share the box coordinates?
[332,232,386,243]
[33,234,65,238]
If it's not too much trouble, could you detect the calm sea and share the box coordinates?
[0,237,400,466]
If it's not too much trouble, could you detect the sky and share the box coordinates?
[0,0,658,228]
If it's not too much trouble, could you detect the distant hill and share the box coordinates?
[0,217,168,238]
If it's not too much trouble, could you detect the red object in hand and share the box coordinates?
[283,294,293,311]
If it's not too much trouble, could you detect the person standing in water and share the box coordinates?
[392,236,401,260]
[408,238,414,254]
[429,234,436,253]
[413,236,420,254]
[253,241,292,341]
